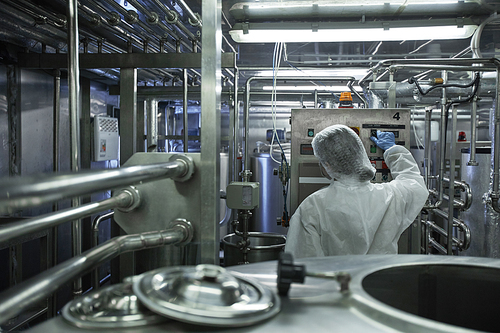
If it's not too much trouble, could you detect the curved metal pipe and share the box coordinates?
[471,14,500,59]
[0,156,192,214]
[92,211,115,290]
[0,219,193,325]
[0,189,137,245]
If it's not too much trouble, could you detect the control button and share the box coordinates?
[370,145,377,153]
[307,129,314,137]
[382,161,388,169]
[371,130,377,137]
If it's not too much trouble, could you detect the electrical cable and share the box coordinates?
[408,72,480,96]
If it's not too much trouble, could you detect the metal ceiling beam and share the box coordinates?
[17,52,236,69]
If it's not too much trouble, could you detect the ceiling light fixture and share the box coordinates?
[229,19,477,43]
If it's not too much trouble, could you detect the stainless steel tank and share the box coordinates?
[460,147,500,257]
[27,255,500,333]
[250,153,288,235]
[222,232,286,266]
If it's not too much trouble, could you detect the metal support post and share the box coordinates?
[119,68,138,163]
[200,0,221,264]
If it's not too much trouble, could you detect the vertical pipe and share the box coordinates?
[492,68,500,206]
[437,70,448,208]
[68,0,82,297]
[424,107,432,187]
[314,89,318,108]
[468,96,479,166]
[183,68,189,153]
[119,68,137,163]
[51,69,61,316]
[146,98,158,152]
[447,104,458,255]
[243,78,252,180]
[199,0,221,264]
[388,70,396,108]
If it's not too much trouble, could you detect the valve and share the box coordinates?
[277,252,351,296]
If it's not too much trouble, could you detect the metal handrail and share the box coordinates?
[0,188,138,246]
[0,219,193,325]
[0,154,193,214]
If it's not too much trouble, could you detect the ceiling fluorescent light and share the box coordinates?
[230,21,477,43]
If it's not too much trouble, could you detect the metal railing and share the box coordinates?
[0,219,193,325]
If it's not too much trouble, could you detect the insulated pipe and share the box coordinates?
[0,219,193,325]
[244,76,357,178]
[183,68,189,153]
[468,96,479,166]
[92,211,115,290]
[0,189,137,245]
[0,156,192,214]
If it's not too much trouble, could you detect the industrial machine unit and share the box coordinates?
[290,108,411,215]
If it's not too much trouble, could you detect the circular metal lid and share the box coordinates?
[62,278,168,329]
[133,264,281,327]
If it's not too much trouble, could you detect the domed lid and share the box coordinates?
[62,278,167,329]
[133,264,281,327]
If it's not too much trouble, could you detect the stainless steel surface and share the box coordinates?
[199,0,221,264]
[133,264,280,327]
[250,153,288,235]
[0,189,134,245]
[492,68,500,212]
[25,255,500,333]
[120,68,138,164]
[222,232,286,266]
[0,219,193,325]
[461,148,500,257]
[63,280,167,329]
[0,157,190,214]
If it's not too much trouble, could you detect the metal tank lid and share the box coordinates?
[132,264,281,327]
[62,277,168,329]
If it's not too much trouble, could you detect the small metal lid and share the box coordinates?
[133,264,281,327]
[62,279,168,329]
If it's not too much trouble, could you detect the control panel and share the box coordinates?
[290,108,410,214]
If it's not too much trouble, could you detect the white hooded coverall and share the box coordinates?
[284,145,429,259]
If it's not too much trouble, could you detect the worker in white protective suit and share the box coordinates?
[284,125,428,258]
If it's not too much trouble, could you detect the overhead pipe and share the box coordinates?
[0,219,194,325]
[175,0,202,27]
[149,0,198,42]
[0,155,194,214]
[3,0,66,28]
[0,188,139,245]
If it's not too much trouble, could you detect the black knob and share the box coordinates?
[277,252,306,296]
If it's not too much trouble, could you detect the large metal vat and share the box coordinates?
[460,147,500,257]
[222,232,286,266]
[27,255,500,332]
[250,153,289,235]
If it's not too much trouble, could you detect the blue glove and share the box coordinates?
[370,130,395,151]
